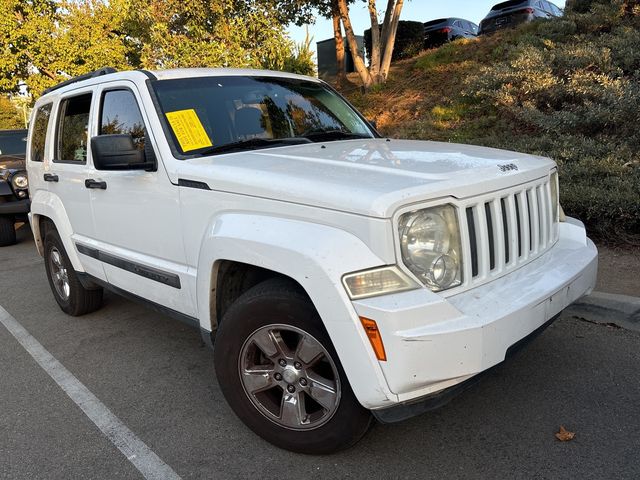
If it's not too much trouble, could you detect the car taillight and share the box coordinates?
[440,27,452,33]
[520,7,535,13]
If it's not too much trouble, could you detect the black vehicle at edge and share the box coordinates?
[424,17,478,48]
[0,129,29,246]
[478,0,563,35]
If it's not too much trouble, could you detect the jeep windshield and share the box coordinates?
[150,75,375,157]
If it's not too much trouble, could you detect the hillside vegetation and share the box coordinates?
[344,0,640,242]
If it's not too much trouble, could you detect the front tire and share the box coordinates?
[214,278,372,454]
[0,215,16,247]
[43,227,103,316]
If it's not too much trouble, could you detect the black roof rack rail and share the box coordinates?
[43,67,118,95]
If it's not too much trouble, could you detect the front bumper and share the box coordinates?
[352,218,597,413]
[0,198,30,215]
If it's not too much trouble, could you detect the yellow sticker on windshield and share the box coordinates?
[165,109,212,152]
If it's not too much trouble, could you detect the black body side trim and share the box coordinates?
[76,244,181,289]
[0,198,30,215]
[76,272,198,329]
[177,179,211,190]
[372,313,562,424]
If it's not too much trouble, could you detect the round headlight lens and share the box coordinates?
[12,173,28,190]
[399,205,463,291]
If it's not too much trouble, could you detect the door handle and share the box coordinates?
[43,173,59,182]
[85,179,107,190]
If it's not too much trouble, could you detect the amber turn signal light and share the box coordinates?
[359,317,387,361]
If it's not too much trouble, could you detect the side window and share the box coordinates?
[30,104,52,163]
[56,93,92,163]
[453,20,462,29]
[99,89,146,150]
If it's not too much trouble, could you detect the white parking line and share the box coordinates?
[0,305,182,480]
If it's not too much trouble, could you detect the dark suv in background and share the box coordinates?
[424,18,478,48]
[479,0,563,35]
[0,129,29,246]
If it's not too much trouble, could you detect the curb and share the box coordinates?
[565,291,640,333]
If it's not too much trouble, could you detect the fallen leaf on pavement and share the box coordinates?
[555,426,576,442]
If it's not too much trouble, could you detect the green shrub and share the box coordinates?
[458,0,640,240]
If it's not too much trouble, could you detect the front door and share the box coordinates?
[87,82,195,317]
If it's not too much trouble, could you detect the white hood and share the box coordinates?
[171,139,555,218]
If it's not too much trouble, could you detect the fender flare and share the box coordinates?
[29,190,84,271]
[196,213,397,407]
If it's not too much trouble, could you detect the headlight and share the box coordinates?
[12,172,28,190]
[399,204,463,292]
[343,266,419,300]
[550,170,559,223]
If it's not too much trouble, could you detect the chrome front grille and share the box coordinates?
[460,177,558,287]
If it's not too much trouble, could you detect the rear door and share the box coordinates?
[46,90,106,280]
[87,81,194,317]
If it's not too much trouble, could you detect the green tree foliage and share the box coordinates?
[0,0,134,95]
[0,0,314,97]
[0,95,24,129]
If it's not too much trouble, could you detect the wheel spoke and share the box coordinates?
[251,329,279,358]
[51,250,63,269]
[253,329,292,359]
[295,334,324,366]
[242,367,276,394]
[280,392,305,426]
[306,371,338,410]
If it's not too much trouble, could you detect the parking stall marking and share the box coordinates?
[0,305,182,480]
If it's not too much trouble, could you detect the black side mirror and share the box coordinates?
[91,134,156,171]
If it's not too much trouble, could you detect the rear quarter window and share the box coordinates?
[30,104,52,162]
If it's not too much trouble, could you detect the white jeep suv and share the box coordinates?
[26,67,597,454]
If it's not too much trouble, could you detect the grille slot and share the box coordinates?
[466,207,479,278]
[460,177,557,289]
[500,198,510,264]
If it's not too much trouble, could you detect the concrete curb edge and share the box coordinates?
[565,291,640,332]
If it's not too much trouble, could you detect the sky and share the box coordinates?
[288,0,567,51]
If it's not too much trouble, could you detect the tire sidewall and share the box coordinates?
[0,215,16,246]
[214,283,371,454]
[43,229,74,310]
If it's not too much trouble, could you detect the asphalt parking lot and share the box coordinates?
[1,224,640,479]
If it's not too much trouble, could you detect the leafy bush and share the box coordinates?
[364,21,424,63]
[460,0,640,239]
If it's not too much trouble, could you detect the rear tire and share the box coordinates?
[214,278,372,454]
[0,215,16,247]
[43,226,103,316]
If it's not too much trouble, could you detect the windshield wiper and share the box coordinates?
[301,129,371,142]
[198,137,312,156]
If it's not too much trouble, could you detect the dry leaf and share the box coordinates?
[555,426,576,442]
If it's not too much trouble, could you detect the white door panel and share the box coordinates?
[88,82,194,316]
[47,90,106,280]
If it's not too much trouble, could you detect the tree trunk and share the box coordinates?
[337,0,372,88]
[332,7,346,87]
[367,0,381,80]
[379,0,404,80]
